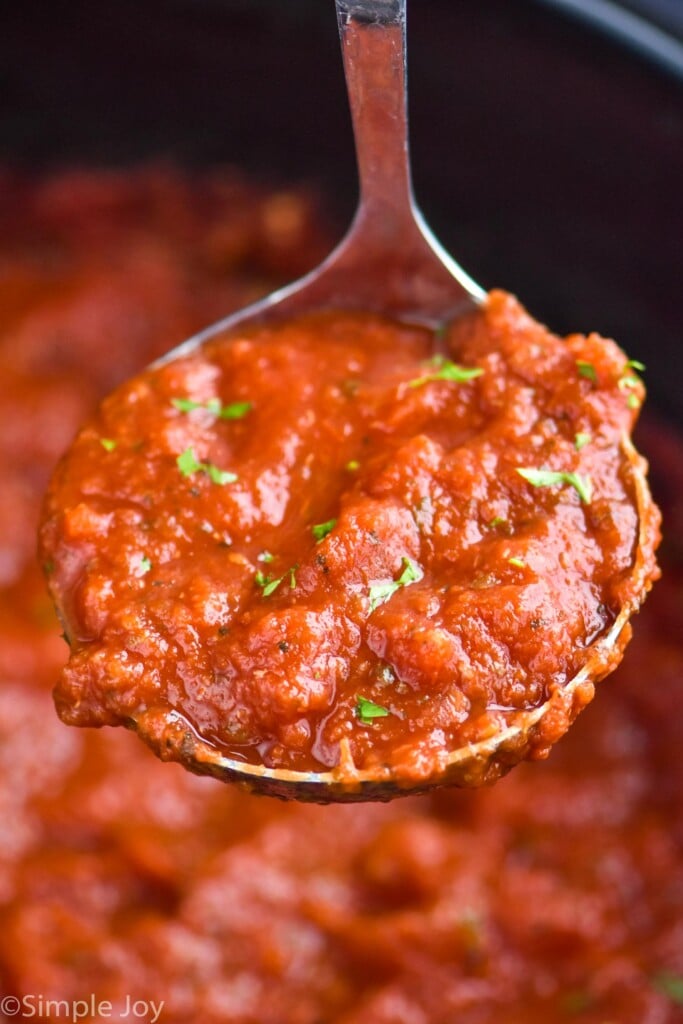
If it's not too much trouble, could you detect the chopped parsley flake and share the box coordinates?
[100,438,117,452]
[218,400,253,420]
[508,557,525,569]
[408,355,483,389]
[516,467,593,504]
[139,556,152,575]
[576,360,597,383]
[346,460,360,472]
[176,447,237,485]
[255,564,298,597]
[206,464,237,486]
[177,447,202,476]
[618,375,641,391]
[368,556,422,611]
[173,397,206,413]
[653,972,683,1005]
[356,696,390,723]
[488,516,507,529]
[312,518,337,542]
[255,570,281,597]
[172,397,252,420]
[257,550,274,563]
[626,358,646,372]
[617,367,643,410]
[574,432,592,451]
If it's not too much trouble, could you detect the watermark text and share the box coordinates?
[1,994,164,1022]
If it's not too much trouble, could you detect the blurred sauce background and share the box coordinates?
[1,0,681,419]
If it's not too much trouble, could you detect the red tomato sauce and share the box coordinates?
[0,168,681,1021]
[41,291,659,786]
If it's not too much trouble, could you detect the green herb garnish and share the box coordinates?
[177,447,203,476]
[172,397,206,414]
[618,375,641,392]
[626,358,646,371]
[206,464,236,485]
[576,360,597,383]
[139,556,152,575]
[488,516,507,529]
[312,519,337,542]
[219,401,252,420]
[508,557,525,569]
[408,355,483,389]
[172,397,252,420]
[574,432,591,451]
[100,438,117,452]
[255,564,297,597]
[345,460,360,472]
[368,556,421,611]
[618,368,642,410]
[257,550,274,563]
[254,570,271,590]
[176,447,237,485]
[516,467,593,504]
[356,696,390,723]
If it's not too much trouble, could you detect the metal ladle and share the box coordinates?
[131,0,654,800]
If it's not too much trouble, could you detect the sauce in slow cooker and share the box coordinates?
[0,168,681,1021]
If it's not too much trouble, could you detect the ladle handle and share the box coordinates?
[335,0,416,235]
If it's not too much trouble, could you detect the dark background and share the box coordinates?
[1,0,681,420]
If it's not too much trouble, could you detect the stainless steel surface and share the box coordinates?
[158,0,483,373]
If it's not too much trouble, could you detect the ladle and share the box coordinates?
[68,0,655,801]
[133,0,654,801]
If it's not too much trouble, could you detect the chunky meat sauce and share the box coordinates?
[0,168,680,1020]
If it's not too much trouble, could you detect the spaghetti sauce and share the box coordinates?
[40,288,659,785]
[0,168,679,1022]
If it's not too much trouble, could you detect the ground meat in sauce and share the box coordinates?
[1,168,681,1022]
[40,292,660,784]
